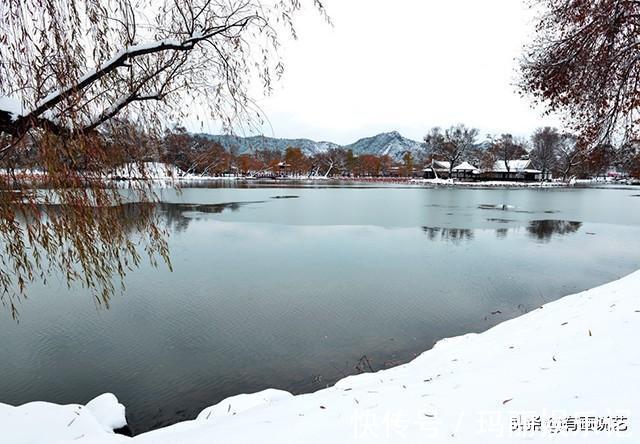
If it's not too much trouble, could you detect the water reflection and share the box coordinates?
[527,220,582,241]
[45,200,266,236]
[422,219,583,243]
[156,201,265,232]
[174,201,265,214]
[156,202,192,233]
[156,200,584,244]
[2,186,639,435]
[421,227,474,243]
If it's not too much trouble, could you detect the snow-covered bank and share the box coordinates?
[3,271,640,443]
[106,162,241,181]
[0,393,126,443]
[0,163,588,188]
[411,178,570,188]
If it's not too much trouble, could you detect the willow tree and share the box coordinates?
[0,0,326,317]
[520,0,640,145]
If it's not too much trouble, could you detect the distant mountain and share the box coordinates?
[345,131,425,160]
[199,131,425,161]
[199,134,340,157]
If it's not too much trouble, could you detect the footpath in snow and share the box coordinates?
[2,271,639,443]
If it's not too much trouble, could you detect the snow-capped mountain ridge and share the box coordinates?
[346,131,424,160]
[200,131,425,161]
[200,134,340,157]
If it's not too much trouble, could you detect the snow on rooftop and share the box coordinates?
[492,159,535,172]
[452,161,478,171]
[2,270,639,443]
[430,160,451,170]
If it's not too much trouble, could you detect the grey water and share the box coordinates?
[1,184,640,434]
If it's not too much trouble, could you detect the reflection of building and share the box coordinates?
[422,226,474,243]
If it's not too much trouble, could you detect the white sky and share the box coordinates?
[190,0,561,144]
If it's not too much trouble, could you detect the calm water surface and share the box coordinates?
[1,184,640,433]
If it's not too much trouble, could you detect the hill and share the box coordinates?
[200,131,425,161]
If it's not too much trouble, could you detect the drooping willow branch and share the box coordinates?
[0,0,329,318]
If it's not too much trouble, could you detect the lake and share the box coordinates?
[1,183,640,434]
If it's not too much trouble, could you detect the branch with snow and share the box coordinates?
[0,8,262,142]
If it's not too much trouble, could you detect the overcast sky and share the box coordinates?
[190,0,561,144]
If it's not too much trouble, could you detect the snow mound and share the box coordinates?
[196,389,293,421]
[86,393,127,432]
[0,394,128,444]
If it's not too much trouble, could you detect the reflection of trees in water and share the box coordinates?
[2,199,169,318]
[526,220,582,241]
[2,198,264,318]
[177,201,265,213]
[155,201,265,233]
[156,203,192,233]
[422,226,474,243]
[422,219,582,243]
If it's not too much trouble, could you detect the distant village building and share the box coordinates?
[423,160,451,179]
[483,159,547,181]
[451,161,479,180]
[387,166,401,177]
[277,161,291,174]
[606,169,627,180]
[423,158,551,182]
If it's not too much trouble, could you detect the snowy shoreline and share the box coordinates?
[3,270,639,443]
[117,176,576,189]
[4,162,628,189]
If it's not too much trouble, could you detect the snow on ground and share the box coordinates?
[107,162,187,180]
[0,393,126,444]
[85,394,127,432]
[2,271,639,443]
[107,162,241,181]
[196,389,293,421]
[411,178,568,188]
[0,162,585,187]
